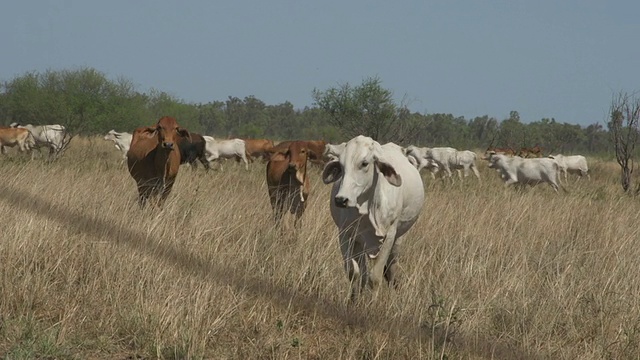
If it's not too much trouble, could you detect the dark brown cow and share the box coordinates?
[243,138,275,162]
[177,132,210,170]
[0,127,33,154]
[266,141,310,227]
[126,116,190,207]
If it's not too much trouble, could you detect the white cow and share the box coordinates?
[547,154,590,182]
[103,130,132,159]
[322,136,424,301]
[203,136,249,171]
[403,149,440,179]
[323,142,346,162]
[406,145,480,181]
[488,153,563,192]
[10,123,68,157]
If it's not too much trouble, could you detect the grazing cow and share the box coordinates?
[104,130,133,159]
[323,142,346,162]
[10,123,68,157]
[322,136,424,301]
[547,154,590,182]
[177,132,210,170]
[266,141,310,227]
[243,139,275,162]
[0,127,33,154]
[487,152,563,192]
[203,136,249,171]
[406,146,480,181]
[126,116,190,207]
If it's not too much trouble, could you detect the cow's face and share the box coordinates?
[145,116,190,150]
[322,136,401,211]
[287,141,309,183]
[487,153,507,169]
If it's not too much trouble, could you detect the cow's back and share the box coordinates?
[380,144,425,236]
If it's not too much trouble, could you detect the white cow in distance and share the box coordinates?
[322,136,424,301]
[103,130,133,159]
[203,136,249,171]
[488,153,564,192]
[403,150,440,179]
[547,154,590,182]
[10,122,69,157]
[405,145,480,181]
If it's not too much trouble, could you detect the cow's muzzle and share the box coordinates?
[334,196,348,208]
[162,142,174,149]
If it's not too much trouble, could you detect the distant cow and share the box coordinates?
[487,152,563,192]
[266,141,310,227]
[485,145,516,158]
[547,154,590,182]
[203,136,249,171]
[126,116,190,207]
[0,127,33,154]
[10,123,68,157]
[243,139,275,162]
[104,130,133,159]
[322,136,424,301]
[405,152,440,179]
[177,132,210,170]
[406,146,480,181]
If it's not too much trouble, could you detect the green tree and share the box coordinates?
[312,76,417,144]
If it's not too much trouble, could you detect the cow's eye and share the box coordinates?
[361,160,369,168]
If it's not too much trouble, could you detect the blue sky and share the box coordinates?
[2,1,639,126]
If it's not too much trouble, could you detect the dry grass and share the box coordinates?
[1,137,639,359]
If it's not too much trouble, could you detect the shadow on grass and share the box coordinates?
[0,184,541,360]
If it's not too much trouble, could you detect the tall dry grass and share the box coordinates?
[0,137,639,359]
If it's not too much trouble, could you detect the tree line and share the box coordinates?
[0,67,613,156]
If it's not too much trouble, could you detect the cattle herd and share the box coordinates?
[0,116,591,300]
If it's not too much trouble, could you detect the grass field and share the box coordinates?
[1,137,639,359]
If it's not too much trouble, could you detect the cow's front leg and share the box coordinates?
[368,225,397,293]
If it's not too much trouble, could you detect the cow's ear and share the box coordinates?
[322,160,342,184]
[375,160,402,187]
[178,128,191,141]
[142,126,157,138]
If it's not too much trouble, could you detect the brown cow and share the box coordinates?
[270,140,327,165]
[266,141,310,227]
[0,127,33,154]
[243,138,274,162]
[485,145,516,158]
[517,145,543,158]
[126,116,191,207]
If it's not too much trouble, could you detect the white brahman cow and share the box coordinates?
[203,136,249,171]
[10,122,68,157]
[103,130,133,159]
[547,154,590,182]
[405,145,480,181]
[322,135,424,301]
[488,153,563,192]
